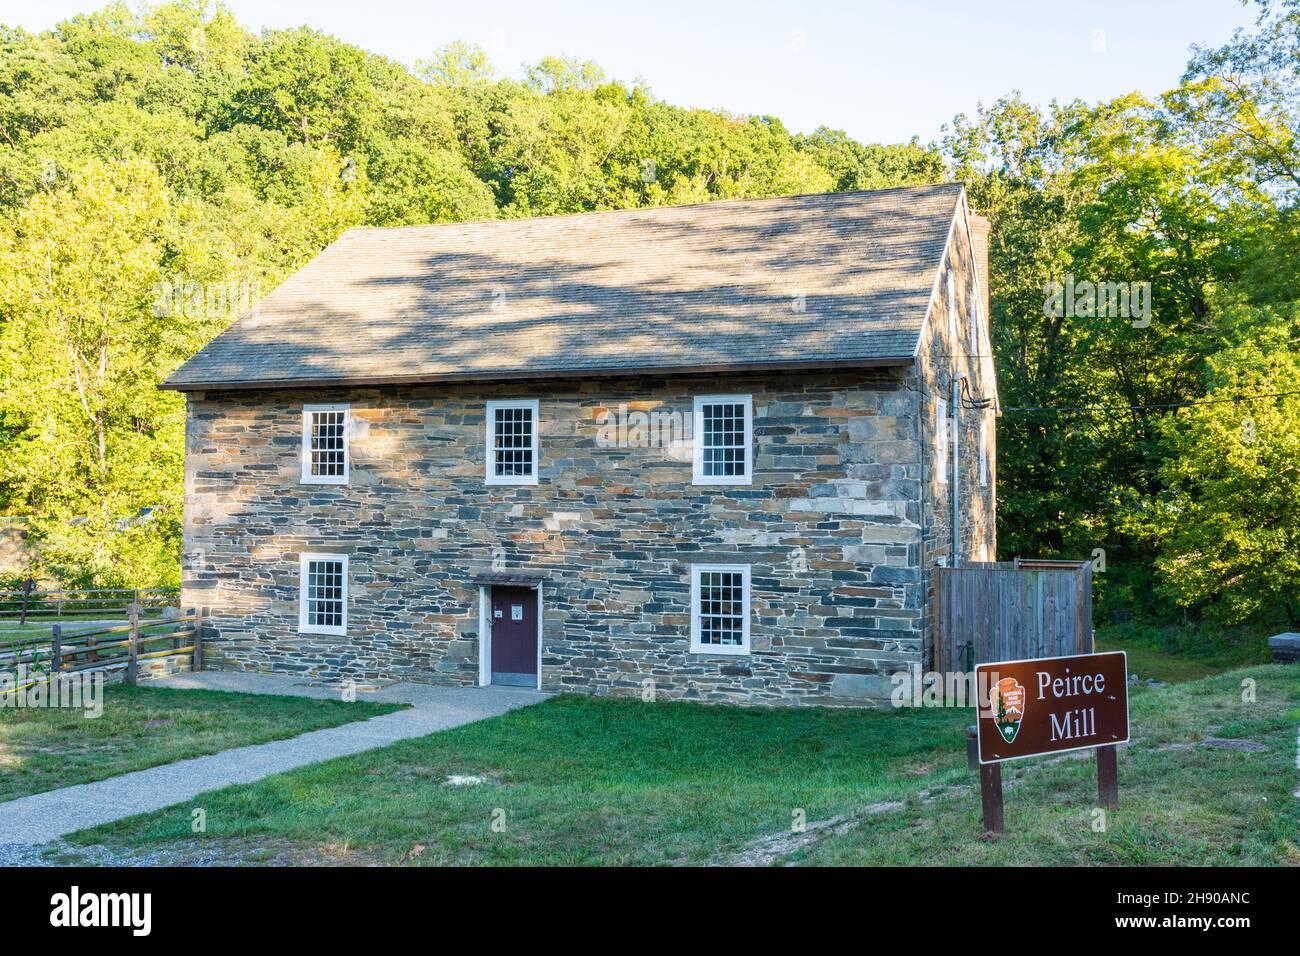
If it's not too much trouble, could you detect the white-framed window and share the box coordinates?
[947,270,958,342]
[693,394,753,485]
[689,563,751,655]
[936,398,949,484]
[298,553,348,636]
[486,399,539,485]
[969,274,981,354]
[301,403,350,484]
[979,416,989,488]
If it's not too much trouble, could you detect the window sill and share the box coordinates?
[688,644,751,657]
[691,476,753,487]
[297,626,347,638]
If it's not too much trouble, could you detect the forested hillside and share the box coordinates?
[0,0,1296,632]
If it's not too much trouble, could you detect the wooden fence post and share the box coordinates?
[50,623,62,677]
[19,576,33,626]
[1097,744,1119,810]
[126,603,140,685]
[192,606,204,672]
[980,761,1004,834]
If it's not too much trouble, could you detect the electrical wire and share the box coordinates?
[1000,388,1300,414]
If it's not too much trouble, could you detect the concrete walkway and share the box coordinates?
[0,673,547,844]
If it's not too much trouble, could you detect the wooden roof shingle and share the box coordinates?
[163,182,963,390]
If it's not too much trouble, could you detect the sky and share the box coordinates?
[0,0,1263,144]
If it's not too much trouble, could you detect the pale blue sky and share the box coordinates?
[0,0,1262,143]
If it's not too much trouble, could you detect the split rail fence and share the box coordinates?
[0,586,178,625]
[0,605,204,694]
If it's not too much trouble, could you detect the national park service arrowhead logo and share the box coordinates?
[992,676,1026,743]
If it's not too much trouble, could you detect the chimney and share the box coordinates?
[969,212,991,321]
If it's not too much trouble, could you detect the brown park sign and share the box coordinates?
[975,651,1129,764]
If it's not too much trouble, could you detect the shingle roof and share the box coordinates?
[162,182,964,390]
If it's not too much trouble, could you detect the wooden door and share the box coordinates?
[490,586,538,686]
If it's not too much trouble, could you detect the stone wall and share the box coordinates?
[0,519,32,577]
[182,368,938,706]
[137,650,196,681]
[916,202,1000,667]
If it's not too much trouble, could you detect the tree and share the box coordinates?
[0,158,188,585]
[1180,0,1300,193]
[228,27,374,152]
[1136,307,1300,623]
[415,41,494,88]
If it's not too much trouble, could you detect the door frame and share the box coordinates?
[478,582,542,690]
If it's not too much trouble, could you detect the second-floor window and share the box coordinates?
[486,399,539,485]
[693,394,752,485]
[301,403,349,484]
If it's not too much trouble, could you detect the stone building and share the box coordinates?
[163,183,998,706]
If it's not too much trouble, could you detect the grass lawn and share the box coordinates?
[1095,622,1272,683]
[1,619,127,642]
[72,663,1299,866]
[0,684,403,801]
[791,664,1299,865]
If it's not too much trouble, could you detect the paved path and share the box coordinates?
[0,673,546,845]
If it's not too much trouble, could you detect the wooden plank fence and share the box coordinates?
[935,559,1093,674]
[0,606,204,694]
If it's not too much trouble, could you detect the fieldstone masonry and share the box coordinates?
[182,367,962,706]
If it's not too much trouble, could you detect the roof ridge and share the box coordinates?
[339,182,965,236]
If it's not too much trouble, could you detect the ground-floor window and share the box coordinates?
[299,553,348,635]
[689,563,751,655]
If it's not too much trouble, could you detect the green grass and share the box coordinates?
[0,618,129,641]
[71,663,1300,866]
[0,684,403,801]
[789,664,1300,866]
[77,696,973,865]
[1096,621,1272,683]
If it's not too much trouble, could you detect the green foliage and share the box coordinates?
[0,0,1294,636]
[946,2,1299,627]
[0,3,937,588]
[1137,306,1300,623]
[0,158,186,587]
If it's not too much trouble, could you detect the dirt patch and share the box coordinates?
[45,836,393,867]
[708,745,1131,867]
[710,801,906,867]
[1199,737,1268,753]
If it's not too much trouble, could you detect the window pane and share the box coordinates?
[700,402,746,477]
[697,570,744,646]
[310,410,346,477]
[307,559,344,628]
[494,406,534,477]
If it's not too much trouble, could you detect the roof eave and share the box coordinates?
[159,355,916,394]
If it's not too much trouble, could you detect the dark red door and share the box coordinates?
[491,586,538,686]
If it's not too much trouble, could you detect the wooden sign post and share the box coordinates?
[973,651,1129,833]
